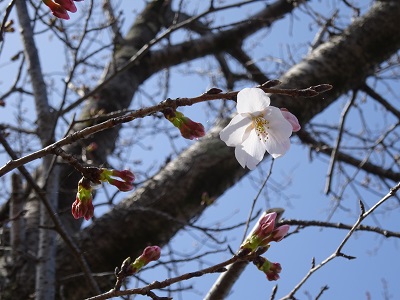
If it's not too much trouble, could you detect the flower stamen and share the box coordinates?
[252,116,269,142]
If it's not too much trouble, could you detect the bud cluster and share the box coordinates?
[240,212,289,253]
[71,168,135,220]
[240,212,289,282]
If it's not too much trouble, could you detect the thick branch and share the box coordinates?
[15,0,52,143]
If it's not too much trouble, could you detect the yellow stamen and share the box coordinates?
[252,116,270,142]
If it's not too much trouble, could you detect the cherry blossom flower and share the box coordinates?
[220,88,299,169]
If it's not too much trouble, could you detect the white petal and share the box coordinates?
[266,138,290,159]
[235,146,260,170]
[220,114,252,146]
[237,88,271,114]
[234,130,266,170]
[264,106,293,139]
[242,130,267,161]
[263,106,293,157]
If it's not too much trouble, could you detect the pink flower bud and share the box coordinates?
[266,262,282,281]
[42,0,70,19]
[128,246,161,274]
[55,0,77,12]
[99,168,135,192]
[72,178,94,220]
[140,246,161,264]
[254,257,282,281]
[42,0,84,19]
[280,108,301,132]
[241,213,289,251]
[164,110,205,140]
[270,224,290,242]
[241,212,277,252]
[254,212,277,238]
[108,178,134,192]
[179,117,205,140]
[72,197,94,220]
[112,169,135,183]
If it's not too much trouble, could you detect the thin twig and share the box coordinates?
[241,159,275,243]
[0,0,16,43]
[325,91,356,194]
[280,219,400,238]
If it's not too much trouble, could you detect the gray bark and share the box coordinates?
[10,173,25,258]
[35,161,60,300]
[14,1,58,299]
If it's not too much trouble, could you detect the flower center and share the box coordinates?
[252,116,270,142]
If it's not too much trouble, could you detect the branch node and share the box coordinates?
[337,252,356,260]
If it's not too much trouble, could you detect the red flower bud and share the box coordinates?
[266,262,282,281]
[108,178,134,192]
[254,257,282,281]
[164,110,205,140]
[72,196,94,220]
[179,117,205,140]
[112,169,135,183]
[140,246,161,264]
[128,246,161,274]
[99,168,135,192]
[55,0,77,12]
[71,178,94,220]
[42,0,70,19]
[42,0,84,20]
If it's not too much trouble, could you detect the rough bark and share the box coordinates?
[55,1,400,298]
[13,1,58,299]
[35,162,60,300]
